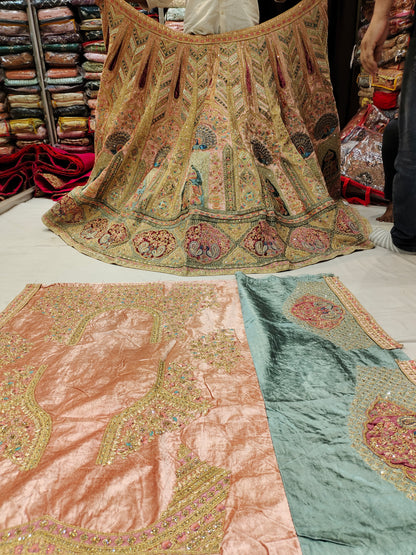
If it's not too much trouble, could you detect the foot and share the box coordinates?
[376,202,393,223]
[370,227,416,254]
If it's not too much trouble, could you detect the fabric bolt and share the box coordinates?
[0,0,27,8]
[83,71,101,80]
[0,52,34,68]
[0,35,31,46]
[43,0,371,276]
[0,144,95,199]
[0,280,300,554]
[80,18,103,31]
[84,51,106,63]
[7,94,42,108]
[54,105,90,117]
[4,68,36,80]
[44,50,80,66]
[0,44,32,54]
[45,75,84,86]
[37,6,74,19]
[4,85,41,95]
[57,116,88,132]
[39,18,78,35]
[9,118,45,134]
[46,67,79,79]
[82,60,104,73]
[4,77,39,87]
[41,31,81,44]
[83,30,103,41]
[0,21,29,35]
[0,9,28,21]
[236,272,416,554]
[43,42,81,52]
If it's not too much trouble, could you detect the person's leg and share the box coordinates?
[377,117,398,222]
[390,23,416,251]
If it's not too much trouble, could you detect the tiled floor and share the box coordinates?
[1,197,415,359]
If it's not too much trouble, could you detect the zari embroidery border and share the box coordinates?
[397,360,416,386]
[0,285,41,330]
[324,276,402,350]
[0,445,230,554]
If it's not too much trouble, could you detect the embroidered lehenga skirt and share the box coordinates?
[42,0,372,275]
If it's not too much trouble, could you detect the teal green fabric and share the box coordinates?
[236,272,416,555]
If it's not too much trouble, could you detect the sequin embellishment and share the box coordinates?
[0,445,230,553]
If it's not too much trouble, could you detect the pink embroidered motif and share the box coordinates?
[290,294,345,330]
[365,398,416,482]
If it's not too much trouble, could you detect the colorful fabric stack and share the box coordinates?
[76,2,104,145]
[356,0,415,109]
[0,0,48,154]
[34,0,92,154]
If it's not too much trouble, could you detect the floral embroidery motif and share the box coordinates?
[185,223,230,264]
[133,229,177,259]
[97,361,211,465]
[97,222,129,248]
[350,365,416,500]
[365,398,416,482]
[290,294,344,330]
[289,227,330,254]
[80,218,108,240]
[335,208,361,235]
[244,221,285,258]
[31,283,217,345]
[50,195,83,224]
[0,332,32,368]
[0,445,230,553]
[190,329,242,373]
[0,365,51,471]
[283,281,374,350]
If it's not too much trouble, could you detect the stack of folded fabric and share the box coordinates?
[34,0,92,153]
[356,0,415,109]
[76,1,104,142]
[0,0,48,153]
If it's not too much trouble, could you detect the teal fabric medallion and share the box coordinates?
[237,272,416,554]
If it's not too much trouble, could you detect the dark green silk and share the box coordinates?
[237,272,416,554]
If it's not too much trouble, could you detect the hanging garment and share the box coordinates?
[43,0,372,276]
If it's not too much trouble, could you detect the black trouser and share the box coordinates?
[381,118,399,202]
[391,23,416,251]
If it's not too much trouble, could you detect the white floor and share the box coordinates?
[1,197,415,359]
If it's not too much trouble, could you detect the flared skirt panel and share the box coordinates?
[42,0,372,275]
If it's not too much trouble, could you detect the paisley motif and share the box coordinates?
[290,294,345,330]
[132,229,176,259]
[185,223,230,264]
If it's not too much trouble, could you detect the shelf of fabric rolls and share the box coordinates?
[0,0,185,207]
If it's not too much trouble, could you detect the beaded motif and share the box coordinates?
[0,365,51,471]
[350,364,416,500]
[97,361,211,465]
[324,276,402,350]
[0,332,32,369]
[190,329,243,373]
[282,280,374,350]
[31,283,217,345]
[0,445,230,553]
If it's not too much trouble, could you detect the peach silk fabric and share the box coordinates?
[0,281,300,554]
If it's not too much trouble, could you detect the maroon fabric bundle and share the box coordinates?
[0,143,94,200]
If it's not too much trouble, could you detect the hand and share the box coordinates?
[360,14,390,74]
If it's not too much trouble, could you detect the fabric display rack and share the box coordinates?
[340,0,415,204]
[0,0,168,208]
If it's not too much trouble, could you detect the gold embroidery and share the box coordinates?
[32,283,217,345]
[0,365,51,471]
[349,365,416,500]
[190,329,242,373]
[97,361,211,465]
[0,332,32,369]
[397,360,416,386]
[0,445,230,553]
[283,280,374,350]
[325,276,402,350]
[0,285,41,330]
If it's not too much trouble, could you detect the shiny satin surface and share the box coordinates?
[237,272,416,554]
[0,281,300,554]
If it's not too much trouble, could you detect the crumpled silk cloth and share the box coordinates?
[0,281,300,554]
[42,0,372,276]
[0,144,94,200]
[236,272,416,554]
